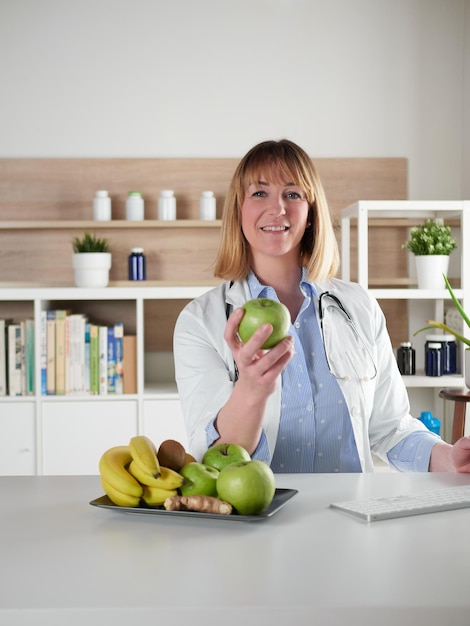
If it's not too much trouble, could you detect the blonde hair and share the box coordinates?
[214,139,339,281]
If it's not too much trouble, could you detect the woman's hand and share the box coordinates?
[429,436,470,472]
[224,307,294,398]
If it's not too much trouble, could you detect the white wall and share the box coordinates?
[0,0,468,200]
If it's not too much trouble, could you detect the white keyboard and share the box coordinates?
[330,484,470,521]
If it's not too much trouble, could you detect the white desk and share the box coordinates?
[1,472,470,626]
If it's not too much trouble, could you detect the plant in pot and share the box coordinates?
[402,218,457,289]
[415,274,470,389]
[72,232,111,288]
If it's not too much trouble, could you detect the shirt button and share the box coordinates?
[306,405,313,411]
[295,322,300,328]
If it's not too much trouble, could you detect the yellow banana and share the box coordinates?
[99,445,143,498]
[128,460,184,490]
[129,435,161,478]
[101,476,141,507]
[141,485,178,507]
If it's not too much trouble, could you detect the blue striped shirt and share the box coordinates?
[206,272,439,472]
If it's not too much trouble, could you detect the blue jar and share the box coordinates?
[425,342,443,376]
[425,334,456,375]
[128,248,146,281]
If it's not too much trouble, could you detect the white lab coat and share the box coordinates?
[173,277,428,471]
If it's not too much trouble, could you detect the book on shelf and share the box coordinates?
[107,326,116,394]
[40,310,47,395]
[25,319,35,395]
[68,313,86,395]
[114,322,124,395]
[99,325,108,395]
[123,335,137,394]
[89,324,99,395]
[0,318,13,396]
[46,310,56,395]
[55,310,67,396]
[8,324,22,396]
[84,322,91,394]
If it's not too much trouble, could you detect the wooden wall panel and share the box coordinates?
[0,157,409,349]
[0,157,407,222]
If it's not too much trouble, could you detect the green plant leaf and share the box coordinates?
[414,320,470,348]
[72,231,110,253]
[443,274,470,330]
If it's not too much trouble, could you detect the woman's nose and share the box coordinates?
[269,195,287,216]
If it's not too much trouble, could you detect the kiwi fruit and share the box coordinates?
[157,439,187,471]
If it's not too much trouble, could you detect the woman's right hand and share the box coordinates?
[224,307,294,399]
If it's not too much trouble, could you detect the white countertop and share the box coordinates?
[2,472,470,626]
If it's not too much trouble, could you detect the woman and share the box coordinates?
[174,139,470,473]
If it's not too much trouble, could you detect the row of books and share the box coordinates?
[0,312,137,397]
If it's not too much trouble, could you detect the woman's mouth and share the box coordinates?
[260,225,289,232]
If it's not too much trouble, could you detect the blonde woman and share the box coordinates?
[174,139,470,474]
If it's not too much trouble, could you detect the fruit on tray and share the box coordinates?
[179,462,220,497]
[157,439,187,471]
[97,439,276,516]
[216,460,276,515]
[128,460,184,490]
[202,442,251,471]
[129,435,160,478]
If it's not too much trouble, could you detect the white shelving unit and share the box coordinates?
[0,284,217,476]
[341,200,470,440]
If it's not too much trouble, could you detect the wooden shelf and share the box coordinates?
[0,220,222,230]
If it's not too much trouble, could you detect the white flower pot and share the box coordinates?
[466,349,470,390]
[72,252,112,288]
[415,255,449,290]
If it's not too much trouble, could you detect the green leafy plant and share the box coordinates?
[402,218,457,256]
[72,232,110,253]
[414,274,470,348]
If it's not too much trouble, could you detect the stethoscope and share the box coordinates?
[318,291,377,381]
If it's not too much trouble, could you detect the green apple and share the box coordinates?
[216,460,276,515]
[179,462,219,497]
[202,443,251,472]
[238,298,290,349]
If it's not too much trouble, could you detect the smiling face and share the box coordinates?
[240,167,310,271]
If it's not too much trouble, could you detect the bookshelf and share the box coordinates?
[0,284,218,476]
[341,200,470,442]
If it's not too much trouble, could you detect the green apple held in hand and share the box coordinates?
[238,298,290,349]
[216,460,276,515]
[179,462,219,497]
[202,443,251,472]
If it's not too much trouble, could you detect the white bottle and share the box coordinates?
[199,190,216,220]
[93,190,112,221]
[126,191,144,221]
[158,189,176,220]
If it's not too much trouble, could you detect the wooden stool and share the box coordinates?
[439,387,470,443]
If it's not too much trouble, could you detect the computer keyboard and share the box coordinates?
[330,484,470,521]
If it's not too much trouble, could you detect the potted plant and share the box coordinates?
[415,274,470,388]
[402,218,457,289]
[72,232,111,288]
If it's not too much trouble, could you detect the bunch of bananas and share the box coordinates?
[99,435,185,508]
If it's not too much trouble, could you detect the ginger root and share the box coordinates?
[164,495,233,515]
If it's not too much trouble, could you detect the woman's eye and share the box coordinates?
[286,191,302,199]
[252,190,266,197]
